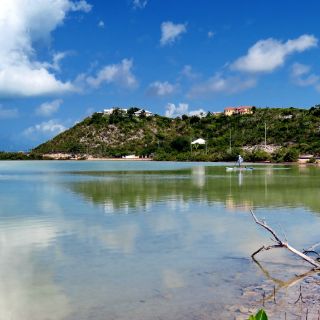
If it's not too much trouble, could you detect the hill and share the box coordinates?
[32,106,320,162]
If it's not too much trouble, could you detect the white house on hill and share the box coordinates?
[103,107,153,117]
[134,109,153,117]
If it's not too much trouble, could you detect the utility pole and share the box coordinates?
[229,129,232,153]
[206,135,208,155]
[264,122,267,149]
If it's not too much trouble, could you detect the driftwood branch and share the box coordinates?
[250,209,320,269]
[303,242,320,258]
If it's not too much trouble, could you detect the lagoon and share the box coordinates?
[0,161,320,319]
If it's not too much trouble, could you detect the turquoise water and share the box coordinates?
[0,161,320,319]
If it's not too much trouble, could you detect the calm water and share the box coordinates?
[1,161,320,320]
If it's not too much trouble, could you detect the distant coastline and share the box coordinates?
[0,151,319,165]
[27,106,320,164]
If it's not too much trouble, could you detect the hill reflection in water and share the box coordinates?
[67,165,320,214]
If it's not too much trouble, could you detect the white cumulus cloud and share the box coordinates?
[180,65,200,80]
[133,0,148,9]
[86,59,138,89]
[207,31,215,39]
[165,103,188,117]
[160,21,187,46]
[147,81,176,96]
[291,62,311,78]
[188,73,256,97]
[98,20,105,28]
[231,34,318,73]
[189,108,207,117]
[291,63,320,89]
[165,103,206,118]
[0,106,19,119]
[69,0,92,12]
[50,52,69,72]
[0,0,91,98]
[23,120,66,139]
[36,99,63,117]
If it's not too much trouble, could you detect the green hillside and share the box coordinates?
[32,106,320,162]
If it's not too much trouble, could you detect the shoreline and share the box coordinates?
[0,158,319,166]
[230,268,320,319]
[1,152,319,165]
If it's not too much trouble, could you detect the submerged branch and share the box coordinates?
[252,257,317,304]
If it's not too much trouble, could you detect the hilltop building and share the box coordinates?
[103,107,153,117]
[224,106,254,116]
[103,108,127,115]
[134,109,153,117]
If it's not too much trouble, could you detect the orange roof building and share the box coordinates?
[224,106,254,116]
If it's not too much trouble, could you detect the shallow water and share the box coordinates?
[0,161,320,319]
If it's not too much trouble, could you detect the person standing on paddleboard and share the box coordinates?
[237,155,243,167]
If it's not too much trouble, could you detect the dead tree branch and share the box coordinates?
[250,209,320,269]
[303,242,320,257]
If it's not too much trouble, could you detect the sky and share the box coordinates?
[1,0,320,151]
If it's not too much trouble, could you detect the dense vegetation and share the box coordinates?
[0,152,44,160]
[32,106,320,162]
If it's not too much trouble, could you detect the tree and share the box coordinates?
[170,136,190,152]
[127,107,140,116]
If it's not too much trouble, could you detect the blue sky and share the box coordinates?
[1,0,320,151]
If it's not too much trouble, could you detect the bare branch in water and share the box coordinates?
[250,209,320,269]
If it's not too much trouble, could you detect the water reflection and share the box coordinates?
[0,220,71,320]
[95,224,139,254]
[66,166,320,214]
[191,166,206,188]
[1,164,320,320]
[162,269,185,289]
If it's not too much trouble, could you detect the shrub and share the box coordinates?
[170,136,190,152]
[283,148,299,162]
[248,309,268,320]
[307,156,316,163]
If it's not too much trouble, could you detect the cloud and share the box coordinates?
[98,20,105,28]
[165,103,188,117]
[35,99,63,117]
[0,66,75,99]
[132,0,148,9]
[23,120,66,139]
[165,103,206,118]
[69,0,92,12]
[180,65,200,80]
[160,21,187,46]
[85,59,138,89]
[208,31,215,39]
[41,52,70,73]
[291,62,311,78]
[231,34,318,73]
[189,108,206,117]
[188,73,256,97]
[291,63,320,89]
[0,105,19,119]
[50,52,68,72]
[147,81,176,96]
[0,0,91,98]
